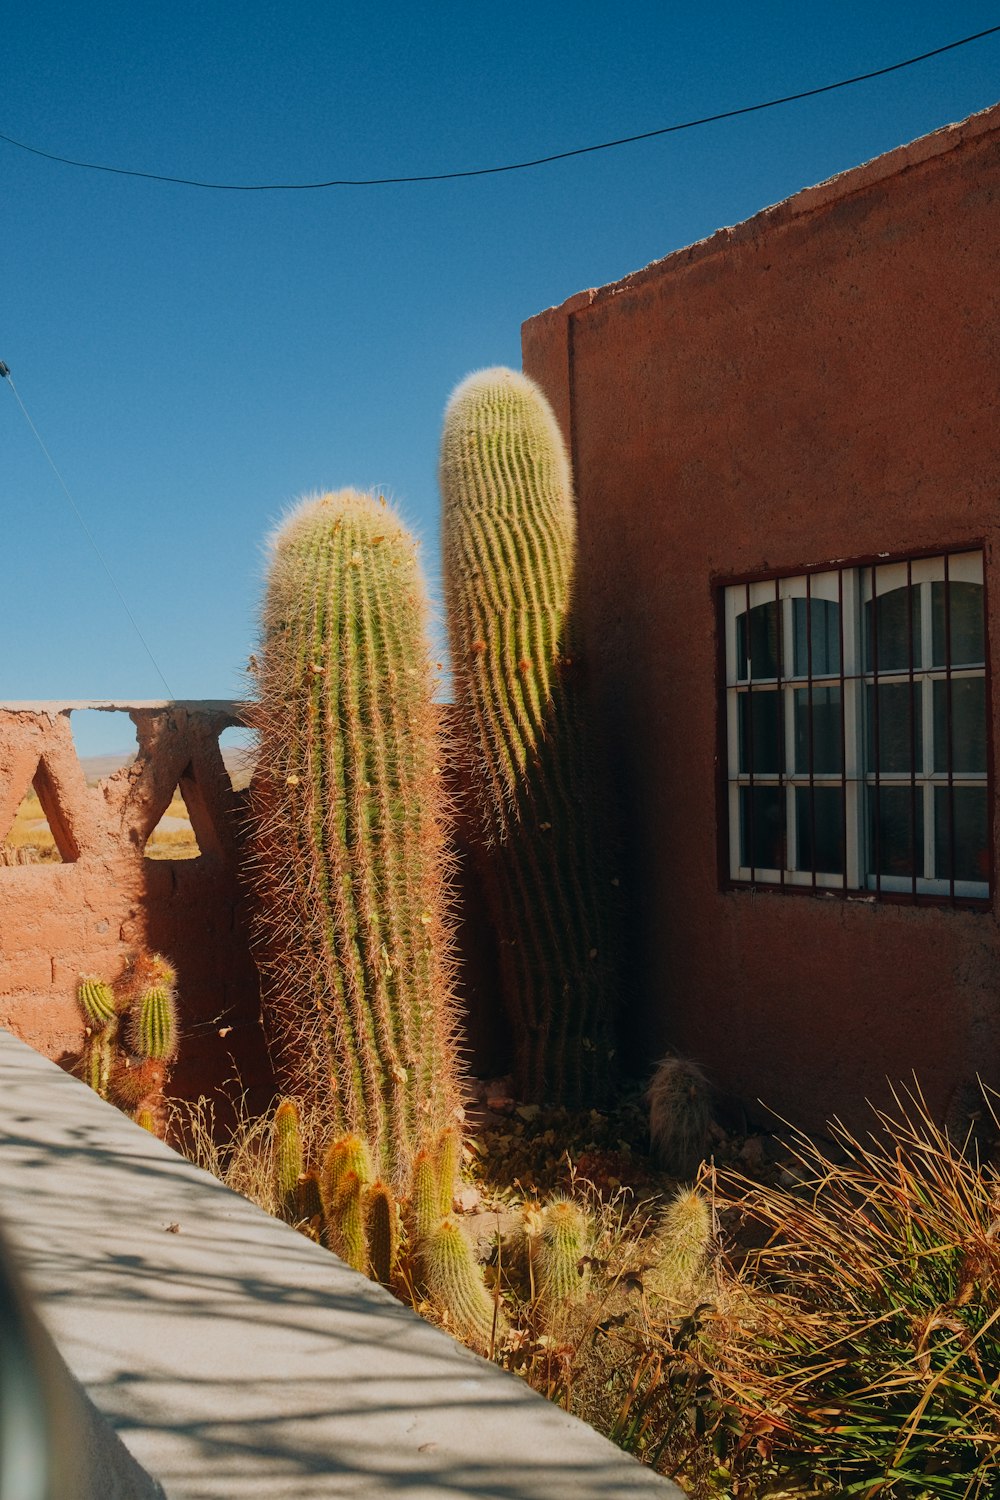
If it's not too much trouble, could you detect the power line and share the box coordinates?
[1,24,998,191]
[1,365,176,698]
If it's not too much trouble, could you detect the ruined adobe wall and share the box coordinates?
[0,701,274,1111]
[522,103,1000,1132]
[0,701,505,1109]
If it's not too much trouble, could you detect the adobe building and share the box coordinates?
[522,102,1000,1134]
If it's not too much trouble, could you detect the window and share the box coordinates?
[721,550,989,901]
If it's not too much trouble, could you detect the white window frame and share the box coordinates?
[722,550,989,901]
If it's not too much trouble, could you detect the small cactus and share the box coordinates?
[411,1149,440,1243]
[83,1032,114,1098]
[328,1170,367,1273]
[135,1109,156,1133]
[434,1127,461,1218]
[364,1181,400,1286]
[296,1169,323,1224]
[129,981,178,1063]
[77,976,116,1030]
[108,1055,163,1109]
[320,1134,374,1222]
[647,1054,712,1178]
[649,1187,712,1314]
[421,1215,504,1353]
[273,1099,304,1221]
[533,1197,592,1323]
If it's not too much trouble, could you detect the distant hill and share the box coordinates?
[79,749,255,789]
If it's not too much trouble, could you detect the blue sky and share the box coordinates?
[4,3,999,755]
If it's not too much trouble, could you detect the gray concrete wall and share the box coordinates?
[0,1029,678,1499]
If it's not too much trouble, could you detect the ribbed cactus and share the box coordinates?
[84,1032,114,1098]
[250,489,463,1188]
[320,1133,373,1222]
[440,368,620,1105]
[77,976,116,1029]
[364,1181,400,1286]
[273,1099,304,1220]
[533,1197,592,1322]
[130,984,177,1061]
[434,1127,460,1218]
[421,1215,504,1353]
[411,1148,440,1243]
[329,1170,367,1273]
[135,1109,156,1133]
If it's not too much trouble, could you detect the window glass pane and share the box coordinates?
[792,598,841,677]
[932,581,984,667]
[736,600,779,680]
[795,786,844,875]
[869,786,924,880]
[865,584,921,672]
[794,686,842,774]
[934,787,988,884]
[932,678,986,774]
[738,690,782,774]
[740,785,784,871]
[866,682,922,773]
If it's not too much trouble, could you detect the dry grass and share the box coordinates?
[2,790,59,862]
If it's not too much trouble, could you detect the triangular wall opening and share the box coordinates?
[1,761,79,866]
[218,725,259,792]
[144,779,204,862]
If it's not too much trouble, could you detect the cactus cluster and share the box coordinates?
[439,367,621,1106]
[73,951,180,1132]
[249,489,463,1191]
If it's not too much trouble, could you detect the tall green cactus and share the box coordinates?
[440,368,620,1105]
[250,487,463,1190]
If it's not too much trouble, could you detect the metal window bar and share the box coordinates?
[776,575,786,889]
[871,563,881,896]
[744,581,755,882]
[907,558,918,899]
[944,553,955,903]
[806,574,817,888]
[839,566,848,891]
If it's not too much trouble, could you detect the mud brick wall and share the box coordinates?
[0,701,274,1111]
[0,701,506,1111]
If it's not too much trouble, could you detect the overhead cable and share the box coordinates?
[1,24,998,191]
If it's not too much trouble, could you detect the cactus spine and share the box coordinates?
[440,368,620,1105]
[250,489,462,1187]
[273,1099,304,1220]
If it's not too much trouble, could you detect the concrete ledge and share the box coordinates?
[0,1030,677,1499]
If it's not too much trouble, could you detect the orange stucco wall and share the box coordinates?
[522,104,1000,1132]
